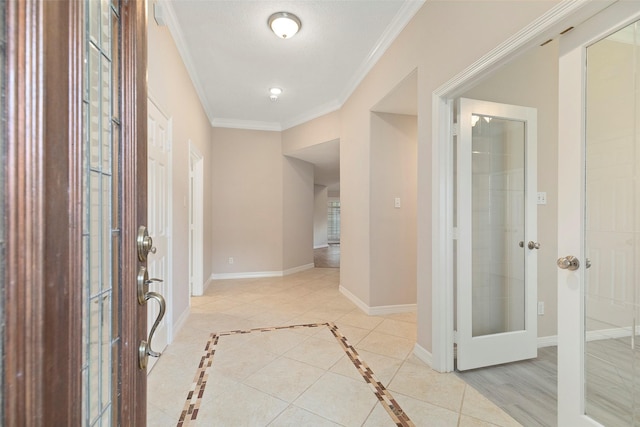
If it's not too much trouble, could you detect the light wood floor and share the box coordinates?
[314,244,340,268]
[456,346,558,427]
[584,337,640,426]
[457,341,639,426]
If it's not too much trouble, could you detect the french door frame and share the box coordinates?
[3,0,148,424]
[430,0,616,372]
[557,2,640,425]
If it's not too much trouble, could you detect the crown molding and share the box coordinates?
[433,0,616,99]
[280,99,342,131]
[159,0,216,124]
[211,118,282,132]
[159,0,425,132]
[337,0,425,105]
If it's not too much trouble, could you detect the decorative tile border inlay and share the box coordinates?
[177,322,415,427]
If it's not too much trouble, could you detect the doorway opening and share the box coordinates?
[431,1,619,425]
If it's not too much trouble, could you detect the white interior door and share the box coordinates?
[146,100,171,371]
[558,2,640,425]
[456,98,538,371]
[189,143,204,296]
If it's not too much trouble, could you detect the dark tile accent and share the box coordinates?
[177,323,415,426]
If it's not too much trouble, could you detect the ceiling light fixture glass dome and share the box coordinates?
[268,12,301,39]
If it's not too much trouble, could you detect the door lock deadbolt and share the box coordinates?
[137,225,156,262]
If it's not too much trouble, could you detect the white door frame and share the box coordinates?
[430,0,615,372]
[189,141,204,296]
[557,3,640,425]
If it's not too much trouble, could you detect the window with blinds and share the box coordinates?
[327,201,340,243]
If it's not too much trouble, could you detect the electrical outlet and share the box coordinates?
[537,301,545,315]
[228,257,234,264]
[394,197,401,208]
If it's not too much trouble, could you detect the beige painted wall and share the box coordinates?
[370,113,417,307]
[463,40,560,339]
[314,185,329,248]
[338,0,558,350]
[150,0,564,354]
[147,7,214,328]
[282,110,340,155]
[211,128,284,274]
[283,157,315,271]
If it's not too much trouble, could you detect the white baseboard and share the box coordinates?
[203,274,214,293]
[536,327,636,349]
[211,271,282,280]
[170,305,190,344]
[369,303,417,316]
[338,285,416,316]
[211,263,315,280]
[413,343,433,368]
[537,335,557,348]
[339,285,370,313]
[283,263,315,276]
[587,326,636,341]
[314,244,329,249]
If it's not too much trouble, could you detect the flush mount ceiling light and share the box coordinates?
[269,87,282,102]
[268,12,301,39]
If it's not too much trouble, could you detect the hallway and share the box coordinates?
[147,268,520,426]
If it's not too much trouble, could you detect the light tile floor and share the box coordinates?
[147,268,521,427]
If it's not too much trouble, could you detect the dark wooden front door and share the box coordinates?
[3,0,148,424]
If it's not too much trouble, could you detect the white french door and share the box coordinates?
[456,98,538,371]
[558,1,640,425]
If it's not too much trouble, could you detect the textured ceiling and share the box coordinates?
[159,0,424,131]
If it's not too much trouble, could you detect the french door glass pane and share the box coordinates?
[585,18,640,425]
[82,1,120,425]
[471,115,526,337]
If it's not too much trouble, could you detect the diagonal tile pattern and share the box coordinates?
[148,268,522,426]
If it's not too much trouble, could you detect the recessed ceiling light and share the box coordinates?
[268,12,301,39]
[269,87,283,96]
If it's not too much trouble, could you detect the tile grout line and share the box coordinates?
[175,322,415,426]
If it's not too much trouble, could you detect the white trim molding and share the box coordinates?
[171,305,191,344]
[211,117,282,132]
[157,0,424,132]
[369,304,417,316]
[337,0,425,106]
[537,335,558,348]
[157,0,215,124]
[538,326,640,349]
[283,263,315,276]
[339,285,370,314]
[413,343,433,368]
[339,285,416,316]
[211,263,315,280]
